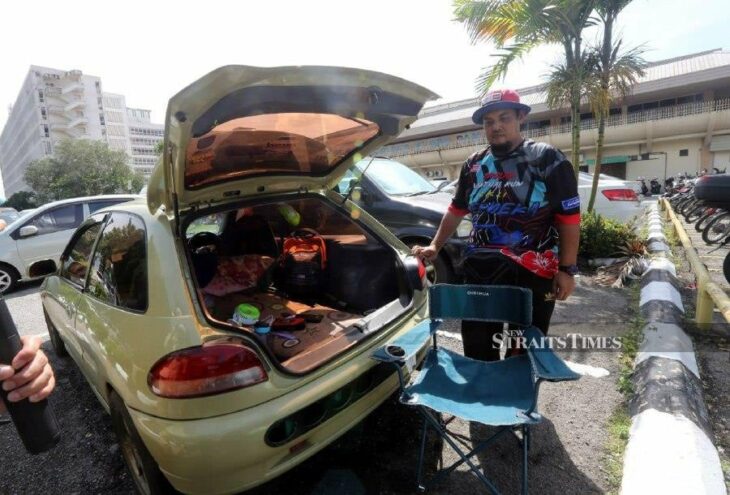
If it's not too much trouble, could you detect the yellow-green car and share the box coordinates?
[41,66,437,495]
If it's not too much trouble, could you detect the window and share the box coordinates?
[60,219,104,286]
[88,213,147,311]
[88,199,131,213]
[27,204,83,236]
[679,149,689,157]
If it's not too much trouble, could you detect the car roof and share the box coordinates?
[32,194,141,213]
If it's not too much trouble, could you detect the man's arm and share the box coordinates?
[412,209,466,261]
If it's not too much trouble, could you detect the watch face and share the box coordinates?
[561,265,578,275]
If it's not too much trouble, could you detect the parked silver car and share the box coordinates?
[0,195,137,292]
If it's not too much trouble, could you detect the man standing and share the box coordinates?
[412,89,580,361]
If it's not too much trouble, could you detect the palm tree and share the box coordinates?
[585,0,646,211]
[453,0,596,176]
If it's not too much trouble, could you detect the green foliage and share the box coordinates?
[604,404,632,493]
[4,191,37,210]
[24,139,144,203]
[579,210,640,259]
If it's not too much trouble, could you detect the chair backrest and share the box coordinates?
[428,284,532,327]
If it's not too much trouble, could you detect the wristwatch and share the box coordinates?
[558,264,579,276]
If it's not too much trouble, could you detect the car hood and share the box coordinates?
[390,192,454,215]
[147,65,438,218]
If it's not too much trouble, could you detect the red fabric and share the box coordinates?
[500,248,559,278]
[203,255,274,296]
[448,204,469,217]
[554,213,580,225]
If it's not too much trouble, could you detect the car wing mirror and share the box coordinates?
[19,225,39,238]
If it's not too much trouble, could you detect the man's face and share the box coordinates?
[483,109,524,153]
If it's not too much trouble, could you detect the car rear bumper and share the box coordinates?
[129,365,401,495]
[592,202,644,223]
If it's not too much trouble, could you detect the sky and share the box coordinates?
[0,0,728,196]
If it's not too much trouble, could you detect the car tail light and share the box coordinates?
[602,189,639,201]
[148,341,267,398]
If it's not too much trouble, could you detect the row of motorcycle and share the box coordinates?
[666,173,730,284]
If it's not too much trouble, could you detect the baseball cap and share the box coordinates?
[472,89,531,124]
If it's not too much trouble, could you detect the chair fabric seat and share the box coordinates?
[402,348,541,426]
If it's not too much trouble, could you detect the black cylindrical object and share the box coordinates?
[0,296,60,454]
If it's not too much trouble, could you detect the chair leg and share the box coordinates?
[417,416,429,492]
[521,425,530,495]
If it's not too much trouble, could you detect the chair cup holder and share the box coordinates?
[385,345,406,358]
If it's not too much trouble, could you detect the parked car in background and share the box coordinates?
[0,207,20,231]
[337,157,470,282]
[439,173,641,222]
[41,65,436,495]
[0,195,137,292]
[577,172,643,222]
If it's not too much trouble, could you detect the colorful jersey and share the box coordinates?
[450,140,580,278]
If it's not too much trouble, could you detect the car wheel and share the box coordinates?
[0,263,18,294]
[43,309,68,358]
[109,392,177,495]
[724,252,730,285]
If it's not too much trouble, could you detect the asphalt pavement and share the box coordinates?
[0,276,629,495]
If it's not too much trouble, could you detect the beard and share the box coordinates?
[489,141,515,156]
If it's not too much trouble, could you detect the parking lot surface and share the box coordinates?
[1,277,629,495]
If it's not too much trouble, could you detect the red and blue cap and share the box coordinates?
[472,89,531,124]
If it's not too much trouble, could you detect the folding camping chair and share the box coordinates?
[372,284,580,494]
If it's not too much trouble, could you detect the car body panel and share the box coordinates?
[41,67,436,493]
[577,172,643,222]
[148,66,438,216]
[0,195,137,286]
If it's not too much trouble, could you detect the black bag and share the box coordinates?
[281,229,326,297]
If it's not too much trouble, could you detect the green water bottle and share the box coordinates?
[278,204,300,227]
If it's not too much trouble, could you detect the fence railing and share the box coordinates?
[661,198,730,329]
[383,98,730,158]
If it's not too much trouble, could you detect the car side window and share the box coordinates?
[29,204,84,235]
[87,213,148,312]
[59,219,104,287]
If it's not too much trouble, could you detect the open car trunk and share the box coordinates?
[185,195,413,374]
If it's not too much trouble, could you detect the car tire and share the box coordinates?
[0,263,18,294]
[109,392,177,495]
[43,309,68,358]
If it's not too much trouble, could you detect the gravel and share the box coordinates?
[0,276,629,495]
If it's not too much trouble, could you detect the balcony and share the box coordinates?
[382,98,730,165]
[64,100,85,112]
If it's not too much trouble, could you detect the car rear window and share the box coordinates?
[184,113,379,189]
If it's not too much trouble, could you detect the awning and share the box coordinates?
[585,155,629,166]
[709,135,730,152]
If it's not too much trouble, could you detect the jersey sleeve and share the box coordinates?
[448,159,472,216]
[544,148,580,225]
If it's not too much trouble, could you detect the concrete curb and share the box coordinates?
[620,203,725,495]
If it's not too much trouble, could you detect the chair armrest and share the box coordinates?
[523,326,580,382]
[371,319,436,363]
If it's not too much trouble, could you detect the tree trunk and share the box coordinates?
[571,86,581,178]
[588,113,606,212]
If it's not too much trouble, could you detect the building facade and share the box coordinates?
[0,66,163,197]
[381,49,730,185]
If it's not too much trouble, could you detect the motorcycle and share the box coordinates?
[638,177,650,197]
[650,177,662,195]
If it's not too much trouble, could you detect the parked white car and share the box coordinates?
[0,195,137,292]
[433,172,641,222]
[577,172,643,222]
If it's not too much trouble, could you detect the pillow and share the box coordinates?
[203,255,274,297]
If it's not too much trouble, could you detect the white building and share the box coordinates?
[382,48,730,184]
[0,66,163,197]
[126,107,163,178]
